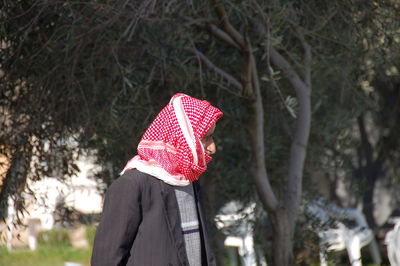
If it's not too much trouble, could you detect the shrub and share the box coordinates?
[38,229,71,246]
[85,226,96,247]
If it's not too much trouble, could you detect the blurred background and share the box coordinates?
[1,0,399,265]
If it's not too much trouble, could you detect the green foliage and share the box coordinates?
[0,245,90,266]
[38,229,71,247]
[85,226,96,248]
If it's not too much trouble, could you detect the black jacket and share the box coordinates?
[91,169,216,266]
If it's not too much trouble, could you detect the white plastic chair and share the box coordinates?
[318,221,373,266]
[307,200,381,266]
[385,218,400,266]
[215,201,267,266]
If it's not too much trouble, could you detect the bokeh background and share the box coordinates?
[1,0,399,265]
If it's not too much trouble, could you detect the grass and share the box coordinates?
[0,245,91,266]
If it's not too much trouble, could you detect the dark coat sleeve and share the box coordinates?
[91,172,142,266]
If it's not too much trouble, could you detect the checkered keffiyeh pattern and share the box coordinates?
[121,93,223,185]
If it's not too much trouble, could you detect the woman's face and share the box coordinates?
[201,123,217,155]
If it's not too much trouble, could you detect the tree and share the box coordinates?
[311,0,400,229]
[186,1,312,264]
[0,0,154,218]
[351,0,400,228]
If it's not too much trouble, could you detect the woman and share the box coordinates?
[91,93,223,266]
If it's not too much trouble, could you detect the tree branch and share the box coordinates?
[269,46,311,227]
[286,19,312,87]
[252,3,312,226]
[207,0,280,212]
[209,24,241,50]
[245,38,279,212]
[189,16,241,50]
[211,0,245,48]
[269,47,308,95]
[186,47,243,91]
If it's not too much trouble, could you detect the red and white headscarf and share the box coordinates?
[121,93,223,186]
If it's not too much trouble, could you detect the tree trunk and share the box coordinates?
[0,136,31,220]
[270,208,294,266]
[362,160,381,229]
[362,181,376,228]
[357,115,380,228]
